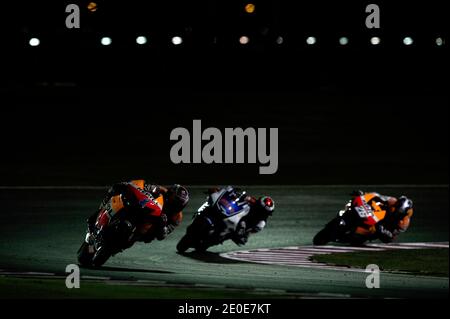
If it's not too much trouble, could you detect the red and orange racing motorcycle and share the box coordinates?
[77,181,168,267]
[313,192,388,246]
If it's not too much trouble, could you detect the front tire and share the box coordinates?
[177,217,214,253]
[176,234,194,253]
[313,218,340,245]
[91,246,112,267]
[313,227,333,245]
[77,242,94,266]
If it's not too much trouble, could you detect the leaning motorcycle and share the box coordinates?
[313,193,387,245]
[176,186,250,253]
[77,182,164,267]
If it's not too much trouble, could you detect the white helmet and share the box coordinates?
[258,196,275,215]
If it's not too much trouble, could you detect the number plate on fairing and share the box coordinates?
[354,204,374,218]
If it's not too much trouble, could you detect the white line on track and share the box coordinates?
[0,271,56,276]
[396,242,449,248]
[220,242,449,272]
[25,271,56,275]
[81,275,111,280]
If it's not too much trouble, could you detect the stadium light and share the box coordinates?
[239,36,249,45]
[435,37,444,46]
[171,36,183,45]
[87,2,97,12]
[370,36,381,45]
[276,36,284,45]
[306,36,316,45]
[339,37,349,46]
[101,37,112,46]
[136,36,147,45]
[29,38,40,47]
[245,3,256,14]
[403,37,413,46]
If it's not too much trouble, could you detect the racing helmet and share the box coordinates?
[165,184,189,214]
[396,195,414,218]
[257,196,275,215]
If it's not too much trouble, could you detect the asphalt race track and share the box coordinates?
[0,185,448,298]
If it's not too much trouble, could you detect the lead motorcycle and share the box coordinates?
[77,182,165,267]
[313,192,388,245]
[176,186,250,253]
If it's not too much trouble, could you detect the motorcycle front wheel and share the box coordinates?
[313,218,340,245]
[177,216,214,253]
[91,246,112,267]
[77,242,95,266]
[176,234,194,253]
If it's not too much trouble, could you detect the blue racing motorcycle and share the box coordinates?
[176,186,251,253]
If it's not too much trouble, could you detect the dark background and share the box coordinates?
[0,1,448,185]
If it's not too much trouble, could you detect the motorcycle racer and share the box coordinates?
[206,187,275,246]
[87,180,189,244]
[350,190,414,243]
[313,190,414,246]
[232,195,275,246]
[176,186,274,253]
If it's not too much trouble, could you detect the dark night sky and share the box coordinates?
[0,1,448,185]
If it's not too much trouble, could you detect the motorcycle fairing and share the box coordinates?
[216,188,249,217]
[353,195,386,226]
[96,209,111,228]
[355,225,377,236]
[206,186,251,236]
[111,194,124,213]
[93,193,125,227]
[127,184,162,217]
[130,180,164,210]
[96,183,162,230]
